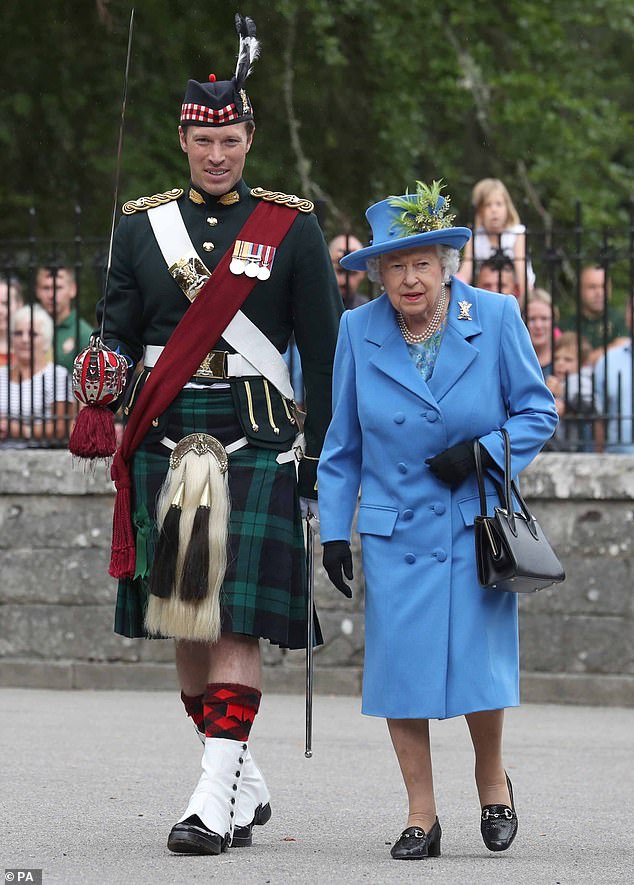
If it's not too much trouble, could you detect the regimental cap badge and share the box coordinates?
[180,15,259,128]
[239,89,251,116]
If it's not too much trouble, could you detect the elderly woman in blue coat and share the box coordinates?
[317,181,558,860]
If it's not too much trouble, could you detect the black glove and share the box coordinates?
[322,540,353,598]
[426,440,483,489]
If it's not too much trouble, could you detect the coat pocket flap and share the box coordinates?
[357,504,399,537]
[458,494,502,527]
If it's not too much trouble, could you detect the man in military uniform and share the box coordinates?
[98,15,342,856]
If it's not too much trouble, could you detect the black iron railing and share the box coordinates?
[2,203,633,452]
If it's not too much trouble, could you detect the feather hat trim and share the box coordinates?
[340,180,471,271]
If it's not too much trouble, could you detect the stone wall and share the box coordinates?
[0,451,632,705]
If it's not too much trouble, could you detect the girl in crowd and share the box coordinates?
[457,178,535,297]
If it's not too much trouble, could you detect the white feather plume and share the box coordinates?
[234,15,260,85]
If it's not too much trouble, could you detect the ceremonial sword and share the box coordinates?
[305,512,316,757]
[68,8,136,454]
[99,7,135,340]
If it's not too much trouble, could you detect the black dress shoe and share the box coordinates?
[480,773,518,852]
[390,818,442,859]
[231,801,272,848]
[167,815,229,855]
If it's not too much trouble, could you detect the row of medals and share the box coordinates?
[229,257,272,280]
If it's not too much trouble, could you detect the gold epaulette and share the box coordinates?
[122,188,184,215]
[250,187,314,214]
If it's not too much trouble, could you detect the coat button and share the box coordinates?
[393,412,406,424]
[401,509,414,521]
[433,503,446,515]
[397,462,408,474]
[425,410,439,422]
[405,553,416,564]
[207,216,218,226]
[433,548,447,562]
[202,241,215,251]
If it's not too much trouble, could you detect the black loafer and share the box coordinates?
[231,801,273,848]
[390,818,442,859]
[167,815,229,855]
[481,774,518,852]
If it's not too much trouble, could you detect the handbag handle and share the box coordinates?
[474,429,539,539]
[501,428,515,530]
[473,437,489,516]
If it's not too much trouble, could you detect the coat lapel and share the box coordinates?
[365,281,484,406]
[365,294,437,405]
[428,278,482,402]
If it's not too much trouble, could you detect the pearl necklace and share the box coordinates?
[397,283,447,344]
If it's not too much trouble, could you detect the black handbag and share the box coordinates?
[473,429,565,593]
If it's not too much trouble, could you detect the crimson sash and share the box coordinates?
[110,200,298,578]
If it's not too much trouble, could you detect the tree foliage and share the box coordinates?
[1,0,632,248]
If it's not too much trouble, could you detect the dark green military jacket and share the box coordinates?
[97,178,342,497]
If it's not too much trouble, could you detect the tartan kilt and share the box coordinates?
[114,387,321,649]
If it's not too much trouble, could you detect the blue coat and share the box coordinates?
[318,279,558,719]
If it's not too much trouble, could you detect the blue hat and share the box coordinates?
[340,181,471,271]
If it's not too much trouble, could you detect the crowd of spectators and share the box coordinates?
[0,266,87,446]
[453,178,633,453]
[1,188,632,452]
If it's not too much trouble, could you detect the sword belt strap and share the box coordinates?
[159,432,303,465]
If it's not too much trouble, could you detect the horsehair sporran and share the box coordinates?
[145,437,231,641]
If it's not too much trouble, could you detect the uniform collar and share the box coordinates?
[187,178,250,208]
